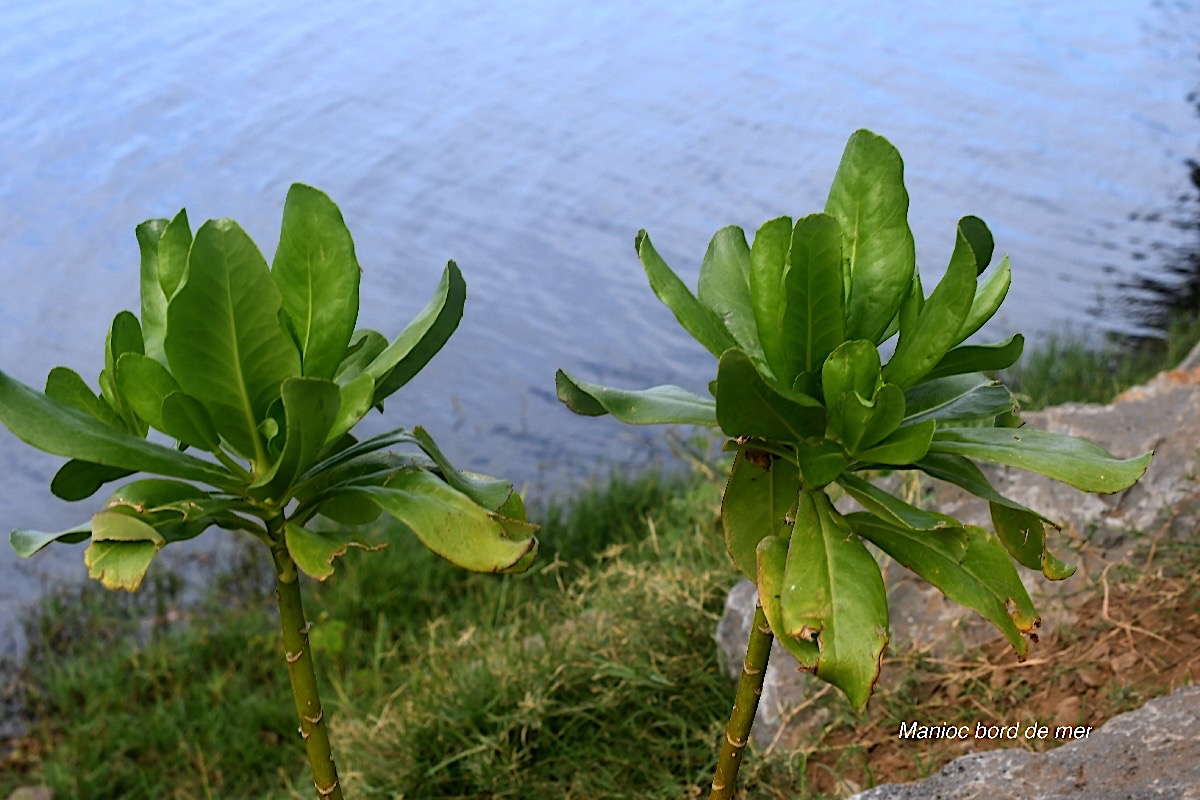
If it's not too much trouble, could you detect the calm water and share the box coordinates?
[2,1,1198,642]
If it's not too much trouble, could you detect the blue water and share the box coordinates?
[1,0,1197,639]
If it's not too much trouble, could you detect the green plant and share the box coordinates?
[1,185,537,799]
[556,129,1152,798]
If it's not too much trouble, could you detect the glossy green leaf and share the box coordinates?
[11,523,91,558]
[335,329,387,384]
[45,367,123,429]
[367,261,465,405]
[848,514,1038,655]
[955,256,1011,345]
[929,427,1152,493]
[839,383,905,453]
[795,439,850,489]
[324,372,374,447]
[837,472,953,531]
[756,535,819,667]
[271,184,361,381]
[914,452,1056,525]
[157,209,193,301]
[136,218,170,365]
[284,522,382,581]
[51,460,134,501]
[165,218,301,464]
[412,426,512,510]
[348,469,536,573]
[990,502,1076,580]
[824,129,916,344]
[116,353,182,431]
[855,420,935,465]
[957,215,994,275]
[781,491,888,708]
[924,334,1024,382]
[721,450,800,578]
[898,271,924,343]
[780,213,845,380]
[318,492,383,525]
[749,216,794,380]
[103,311,147,434]
[903,373,1015,425]
[883,223,977,387]
[555,369,717,426]
[253,378,341,497]
[716,350,825,441]
[160,392,221,450]
[697,226,761,359]
[821,340,881,436]
[0,368,236,488]
[636,230,736,358]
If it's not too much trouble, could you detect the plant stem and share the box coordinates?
[270,523,345,800]
[709,602,773,800]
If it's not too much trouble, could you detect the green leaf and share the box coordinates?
[51,460,134,501]
[847,514,1038,655]
[318,492,383,525]
[716,350,825,441]
[11,523,91,558]
[898,271,924,343]
[903,374,1015,425]
[883,223,978,388]
[165,218,301,464]
[923,334,1024,382]
[348,470,537,573]
[284,522,382,581]
[796,439,850,489]
[636,230,736,358]
[837,472,954,531]
[928,427,1153,494]
[749,216,794,380]
[103,311,147,435]
[914,452,1056,525]
[324,372,375,447]
[85,510,166,592]
[160,392,221,450]
[756,535,819,667]
[781,491,888,708]
[92,510,165,544]
[990,502,1076,580]
[821,340,882,436]
[0,368,237,488]
[335,329,387,384]
[855,420,935,465]
[721,450,799,578]
[780,213,845,381]
[957,216,994,275]
[824,129,916,344]
[555,369,717,426]
[252,378,341,497]
[136,218,170,365]
[411,426,513,511]
[271,184,361,380]
[839,383,905,453]
[366,261,465,405]
[157,209,193,301]
[116,353,182,432]
[45,367,123,429]
[697,226,761,359]
[955,256,1010,345]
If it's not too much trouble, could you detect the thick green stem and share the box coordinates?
[270,521,345,800]
[709,603,773,800]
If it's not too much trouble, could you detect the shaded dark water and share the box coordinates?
[1,1,1199,641]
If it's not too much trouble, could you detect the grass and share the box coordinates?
[3,320,1200,799]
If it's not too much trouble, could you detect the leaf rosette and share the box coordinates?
[556,129,1151,708]
[3,184,537,590]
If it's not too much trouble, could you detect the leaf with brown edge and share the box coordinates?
[284,522,384,581]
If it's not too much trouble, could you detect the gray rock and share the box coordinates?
[848,686,1200,799]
